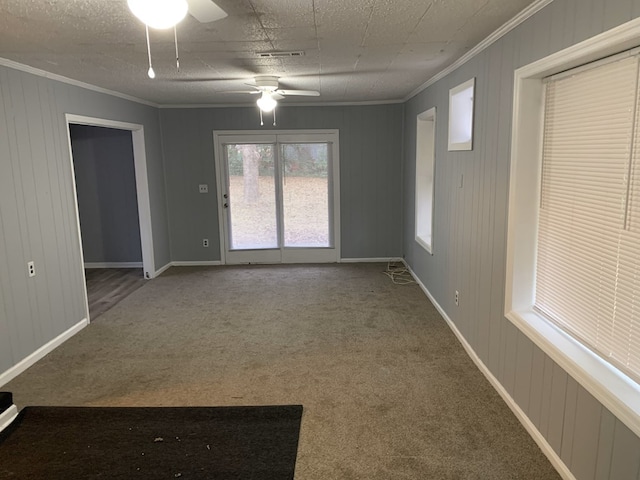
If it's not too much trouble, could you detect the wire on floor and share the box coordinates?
[383,261,416,285]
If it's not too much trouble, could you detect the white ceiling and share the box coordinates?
[0,0,535,106]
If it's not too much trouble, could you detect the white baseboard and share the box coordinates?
[154,262,172,277]
[0,404,18,433]
[152,261,223,277]
[171,261,222,267]
[402,262,576,480]
[340,257,404,263]
[84,262,143,269]
[0,318,88,387]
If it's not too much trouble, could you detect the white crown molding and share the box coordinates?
[403,0,555,102]
[158,99,404,109]
[0,57,158,108]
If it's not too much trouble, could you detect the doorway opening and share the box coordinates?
[65,115,155,322]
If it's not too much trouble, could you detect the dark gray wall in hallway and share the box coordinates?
[402,1,640,479]
[160,104,404,261]
[70,125,142,264]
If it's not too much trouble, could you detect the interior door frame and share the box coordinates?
[65,114,156,321]
[213,129,341,264]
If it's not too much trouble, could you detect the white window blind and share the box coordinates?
[537,54,640,384]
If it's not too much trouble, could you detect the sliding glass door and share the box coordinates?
[214,131,340,264]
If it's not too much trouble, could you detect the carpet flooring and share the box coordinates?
[0,405,303,479]
[4,264,561,479]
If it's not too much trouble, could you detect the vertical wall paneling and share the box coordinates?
[0,70,20,366]
[609,420,640,479]
[0,63,170,381]
[530,4,552,61]
[560,376,578,466]
[25,74,60,343]
[590,0,606,36]
[594,409,617,479]
[572,0,595,44]
[403,1,640,478]
[547,359,568,453]
[38,77,73,328]
[594,409,617,480]
[603,0,633,31]
[528,344,546,429]
[4,70,42,357]
[513,332,533,413]
[538,355,555,438]
[561,0,578,50]
[501,320,519,395]
[547,0,568,52]
[571,386,603,480]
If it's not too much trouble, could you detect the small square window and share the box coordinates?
[448,78,475,151]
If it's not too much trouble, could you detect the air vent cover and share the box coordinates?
[257,51,305,58]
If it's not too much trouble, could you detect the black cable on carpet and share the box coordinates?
[0,404,303,479]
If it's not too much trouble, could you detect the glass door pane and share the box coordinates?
[225,144,278,250]
[281,143,330,247]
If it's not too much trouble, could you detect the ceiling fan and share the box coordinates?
[127,0,228,78]
[226,76,320,112]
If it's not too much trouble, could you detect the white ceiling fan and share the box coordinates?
[222,76,320,126]
[127,0,228,77]
[226,76,320,112]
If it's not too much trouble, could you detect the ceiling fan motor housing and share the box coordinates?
[255,76,280,91]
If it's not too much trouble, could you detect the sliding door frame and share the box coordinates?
[213,129,341,265]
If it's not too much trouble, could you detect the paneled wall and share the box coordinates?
[402,1,640,479]
[160,105,403,261]
[70,125,142,264]
[0,66,170,379]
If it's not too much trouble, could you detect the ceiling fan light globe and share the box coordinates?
[257,92,277,112]
[127,0,188,29]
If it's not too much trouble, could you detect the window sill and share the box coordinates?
[415,236,433,255]
[506,307,640,438]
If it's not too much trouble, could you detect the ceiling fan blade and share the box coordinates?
[276,89,320,97]
[221,90,261,94]
[272,93,285,100]
[187,0,228,23]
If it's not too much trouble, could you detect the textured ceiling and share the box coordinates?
[0,0,535,105]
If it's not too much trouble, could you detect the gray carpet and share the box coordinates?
[5,263,561,479]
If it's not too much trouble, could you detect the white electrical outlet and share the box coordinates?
[199,184,209,194]
[203,239,209,248]
[27,261,36,277]
[455,290,459,306]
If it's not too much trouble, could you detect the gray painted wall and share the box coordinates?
[160,105,403,261]
[402,1,640,479]
[0,65,171,377]
[70,125,142,264]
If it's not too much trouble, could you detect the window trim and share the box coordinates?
[415,107,437,254]
[505,17,640,439]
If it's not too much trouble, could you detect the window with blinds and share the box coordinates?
[536,53,640,384]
